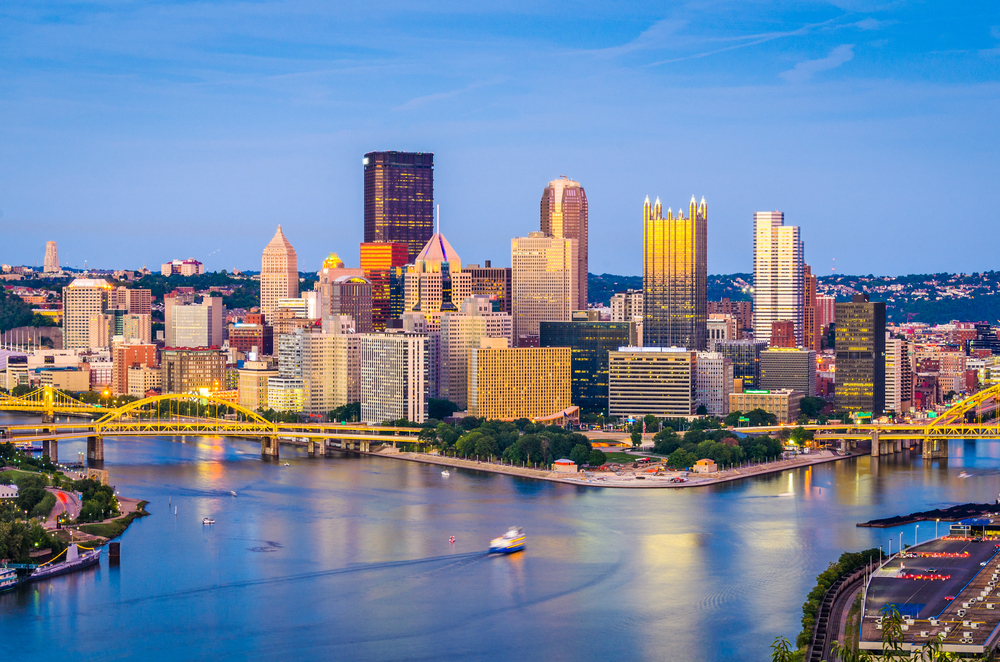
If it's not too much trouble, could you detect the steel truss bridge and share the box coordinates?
[0,388,422,463]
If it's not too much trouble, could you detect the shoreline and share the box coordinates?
[366,448,861,488]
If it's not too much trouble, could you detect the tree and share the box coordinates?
[800,396,826,419]
[746,408,778,426]
[653,429,682,455]
[696,404,708,416]
[588,449,607,467]
[630,429,642,446]
[429,398,459,421]
[474,435,498,459]
[667,449,697,469]
[569,444,590,466]
[724,411,743,427]
[329,402,360,423]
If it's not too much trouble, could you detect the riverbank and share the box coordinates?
[857,502,1000,528]
[370,448,860,488]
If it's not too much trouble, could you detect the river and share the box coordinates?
[3,412,1000,661]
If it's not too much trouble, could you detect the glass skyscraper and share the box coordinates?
[835,294,886,417]
[363,151,434,261]
[539,320,636,415]
[642,195,707,350]
[713,339,768,390]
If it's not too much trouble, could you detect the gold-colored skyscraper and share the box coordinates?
[540,177,588,310]
[642,195,707,350]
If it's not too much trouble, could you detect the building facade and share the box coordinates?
[238,360,278,411]
[696,351,734,416]
[44,241,59,273]
[835,294,887,416]
[708,299,753,334]
[363,151,434,261]
[112,343,157,396]
[161,348,226,394]
[359,331,428,424]
[540,177,588,310]
[63,279,111,349]
[642,196,708,350]
[468,342,571,421]
[759,348,817,397]
[404,232,472,315]
[466,261,512,314]
[167,296,225,348]
[713,339,768,390]
[608,347,696,417]
[804,265,819,351]
[438,297,513,409]
[729,389,802,424]
[753,211,804,345]
[511,232,577,344]
[360,242,410,331]
[539,320,636,415]
[260,226,298,320]
[885,333,913,415]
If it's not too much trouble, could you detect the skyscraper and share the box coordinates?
[803,264,819,351]
[511,232,577,344]
[642,196,707,350]
[835,294,886,417]
[360,242,410,331]
[540,177,588,310]
[260,226,298,320]
[63,279,112,349]
[363,151,434,261]
[43,242,59,273]
[539,319,636,414]
[753,211,804,345]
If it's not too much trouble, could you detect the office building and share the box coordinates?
[753,211,804,345]
[611,290,644,323]
[63,279,112,349]
[770,320,796,348]
[540,319,636,415]
[511,232,577,344]
[885,333,913,415]
[359,331,429,424]
[161,348,226,394]
[166,296,225,348]
[44,241,59,273]
[713,339,768,390]
[266,376,304,413]
[729,389,802,425]
[260,225,299,320]
[89,311,152,347]
[642,196,708,350]
[835,294,887,416]
[696,351,733,417]
[405,232,471,314]
[468,340,572,421]
[363,151,434,261]
[816,295,836,334]
[326,276,373,333]
[708,299,753,334]
[161,259,204,277]
[466,261,512,314]
[360,242,409,331]
[126,365,161,399]
[804,265,819,351]
[540,177,588,310]
[238,360,279,411]
[110,287,152,315]
[707,314,738,346]
[229,321,274,356]
[438,297,513,409]
[608,347,696,417]
[760,348,816,397]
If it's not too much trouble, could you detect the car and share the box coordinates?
[927,568,938,572]
[982,562,989,566]
[945,595,956,601]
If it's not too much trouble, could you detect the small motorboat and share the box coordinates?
[449,536,456,544]
[230,491,237,497]
[959,472,971,479]
[283,462,290,467]
[489,527,526,554]
[441,470,450,477]
[203,518,215,525]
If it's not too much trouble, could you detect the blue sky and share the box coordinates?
[1,1,998,276]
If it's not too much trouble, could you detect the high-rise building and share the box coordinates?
[405,232,472,314]
[89,311,152,347]
[611,290,644,323]
[360,242,409,331]
[803,265,819,351]
[835,294,887,417]
[608,347,696,418]
[260,226,298,320]
[816,295,836,333]
[642,196,708,350]
[238,360,279,411]
[43,242,59,273]
[161,348,226,394]
[770,320,796,348]
[166,296,225,348]
[63,279,112,349]
[885,333,913,415]
[540,177,588,310]
[363,151,434,261]
[467,340,572,421]
[539,319,636,415]
[466,261,512,314]
[327,277,373,333]
[708,299,753,334]
[759,348,817,397]
[112,343,158,396]
[713,339,768,390]
[229,322,274,356]
[111,287,152,315]
[359,331,429,424]
[511,232,577,345]
[160,259,204,277]
[753,211,804,345]
[438,297,513,409]
[696,351,734,416]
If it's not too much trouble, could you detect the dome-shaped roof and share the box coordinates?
[322,253,345,269]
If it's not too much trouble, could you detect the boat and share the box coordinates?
[230,491,237,497]
[959,472,971,479]
[203,518,215,525]
[449,536,456,544]
[0,567,18,594]
[441,470,450,476]
[283,462,290,467]
[489,527,526,554]
[27,544,101,583]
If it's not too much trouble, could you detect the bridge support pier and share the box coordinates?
[922,438,948,460]
[895,439,901,453]
[871,431,880,457]
[42,439,58,463]
[87,436,104,465]
[42,411,54,424]
[261,436,279,459]
[308,440,317,457]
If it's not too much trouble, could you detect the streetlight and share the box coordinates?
[900,531,904,552]
[936,518,940,539]
[888,538,892,557]
[915,524,920,547]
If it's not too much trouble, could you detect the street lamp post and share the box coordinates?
[936,518,940,539]
[888,538,892,556]
[900,531,904,552]
[915,524,920,547]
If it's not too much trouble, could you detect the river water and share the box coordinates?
[3,413,1000,661]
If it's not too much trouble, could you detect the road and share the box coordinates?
[44,487,81,527]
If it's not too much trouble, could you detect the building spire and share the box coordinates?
[436,204,440,234]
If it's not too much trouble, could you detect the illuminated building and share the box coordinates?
[708,299,753,334]
[238,360,278,411]
[160,259,204,277]
[540,177,588,310]
[467,340,571,421]
[126,366,161,399]
[360,242,410,330]
[111,287,152,315]
[816,296,836,333]
[316,253,370,331]
[835,294,886,416]
[161,348,226,394]
[753,211,804,344]
[770,320,796,348]
[511,232,577,344]
[611,290,644,323]
[165,296,224,348]
[363,151,434,261]
[438,297,513,409]
[359,331,428,424]
[229,322,273,355]
[729,389,801,424]
[642,196,707,350]
[608,347,696,417]
[885,333,912,414]
[696,351,733,416]
[63,279,112,349]
[89,312,152,347]
[539,320,636,415]
[707,314,737,346]
[266,376,303,413]
[466,261,512,314]
[43,241,59,273]
[112,343,157,396]
[713,339,768,390]
[405,232,471,315]
[804,265,819,351]
[760,348,816,396]
[260,226,298,320]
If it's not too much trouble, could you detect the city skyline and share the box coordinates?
[1,3,997,276]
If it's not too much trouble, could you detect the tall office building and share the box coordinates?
[360,242,409,331]
[466,261,512,314]
[260,226,298,320]
[43,242,59,273]
[161,348,225,394]
[438,297,513,409]
[770,320,796,348]
[608,347,696,418]
[359,331,429,424]
[760,348,817,397]
[642,196,708,350]
[165,296,225,348]
[63,279,112,349]
[363,151,434,261]
[90,311,152,347]
[753,211,804,345]
[112,343,158,397]
[696,351,734,417]
[803,265,819,351]
[835,294,887,417]
[111,287,152,315]
[540,319,636,415]
[708,299,753,334]
[511,232,577,344]
[885,333,913,415]
[405,232,471,314]
[540,177,588,310]
[713,339,768,390]
[468,341,571,421]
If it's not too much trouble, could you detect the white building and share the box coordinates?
[266,376,303,413]
[608,347,696,418]
[707,314,737,347]
[753,211,804,345]
[438,296,513,408]
[511,232,578,344]
[359,331,428,425]
[63,279,111,350]
[885,333,913,414]
[696,351,734,417]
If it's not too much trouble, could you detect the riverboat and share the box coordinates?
[0,567,18,593]
[489,527,526,554]
[27,544,101,583]
[441,470,450,476]
[203,518,215,525]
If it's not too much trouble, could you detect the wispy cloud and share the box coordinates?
[394,77,505,111]
[780,44,855,83]
[854,18,895,31]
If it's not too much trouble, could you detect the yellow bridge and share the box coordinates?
[0,388,422,463]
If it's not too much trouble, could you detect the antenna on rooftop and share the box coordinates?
[436,204,440,234]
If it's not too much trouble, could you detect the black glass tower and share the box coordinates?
[364,151,434,262]
[540,320,636,415]
[835,294,886,417]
